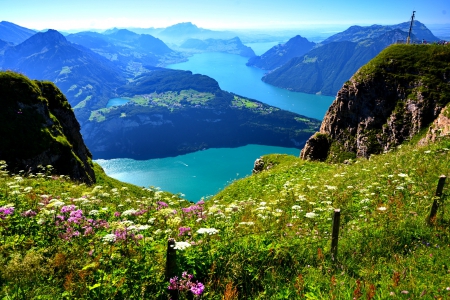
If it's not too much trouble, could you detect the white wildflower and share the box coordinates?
[305,212,317,218]
[102,234,116,243]
[197,228,219,235]
[173,241,192,250]
[122,209,138,216]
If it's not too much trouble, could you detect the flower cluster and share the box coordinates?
[168,272,204,296]
[0,206,14,220]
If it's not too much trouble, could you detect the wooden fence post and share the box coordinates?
[427,175,447,225]
[165,238,178,300]
[331,209,341,262]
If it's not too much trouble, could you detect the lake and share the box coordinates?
[96,145,300,202]
[97,45,334,202]
[167,52,333,120]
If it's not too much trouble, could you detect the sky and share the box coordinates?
[1,0,449,31]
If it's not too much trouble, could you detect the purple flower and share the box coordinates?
[114,211,121,217]
[60,205,76,213]
[190,282,205,295]
[21,210,36,218]
[178,227,191,236]
[157,201,168,210]
[0,206,14,219]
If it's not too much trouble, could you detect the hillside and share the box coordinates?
[322,20,439,44]
[2,29,125,112]
[82,69,320,159]
[246,35,316,70]
[262,29,411,96]
[0,20,36,44]
[66,29,184,70]
[0,71,95,183]
[0,127,448,298]
[301,44,450,162]
[261,21,440,96]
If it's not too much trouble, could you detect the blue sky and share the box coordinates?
[2,0,449,31]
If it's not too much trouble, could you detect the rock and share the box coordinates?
[0,71,96,183]
[301,44,450,162]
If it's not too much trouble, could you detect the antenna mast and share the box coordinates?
[406,11,416,44]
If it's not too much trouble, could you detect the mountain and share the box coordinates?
[300,44,450,162]
[261,21,439,96]
[66,29,183,71]
[246,35,316,70]
[322,20,439,44]
[262,29,411,96]
[180,37,256,57]
[155,22,236,45]
[0,21,36,44]
[82,69,320,159]
[2,29,125,112]
[0,71,95,183]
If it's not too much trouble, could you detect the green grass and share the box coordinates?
[0,135,449,299]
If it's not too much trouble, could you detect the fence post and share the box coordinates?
[165,238,178,300]
[427,175,447,225]
[331,209,341,262]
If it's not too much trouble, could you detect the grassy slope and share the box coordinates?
[0,133,449,299]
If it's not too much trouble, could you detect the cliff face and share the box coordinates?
[0,71,95,183]
[301,44,450,162]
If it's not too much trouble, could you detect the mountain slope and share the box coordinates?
[322,20,439,44]
[0,21,36,44]
[2,29,125,112]
[246,35,316,70]
[262,29,410,96]
[300,44,450,162]
[0,71,95,183]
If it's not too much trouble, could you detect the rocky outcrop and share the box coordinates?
[301,44,450,162]
[419,104,450,144]
[0,71,95,183]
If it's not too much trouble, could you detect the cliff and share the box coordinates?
[301,44,450,162]
[0,71,96,183]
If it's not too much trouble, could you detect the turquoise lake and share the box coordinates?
[97,46,335,202]
[96,145,300,202]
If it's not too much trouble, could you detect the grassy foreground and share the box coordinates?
[0,136,449,299]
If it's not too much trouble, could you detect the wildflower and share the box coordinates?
[377,206,387,211]
[239,222,254,226]
[0,206,14,219]
[398,173,408,177]
[305,212,317,218]
[173,241,192,250]
[122,209,138,216]
[197,228,219,235]
[178,227,191,236]
[89,210,99,216]
[60,205,77,213]
[102,234,116,243]
[292,205,302,210]
[21,210,37,218]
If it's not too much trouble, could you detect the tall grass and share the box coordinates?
[0,136,449,299]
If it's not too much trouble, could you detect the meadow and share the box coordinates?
[0,135,449,299]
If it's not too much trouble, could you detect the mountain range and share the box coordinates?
[2,29,125,112]
[256,20,440,96]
